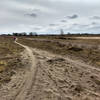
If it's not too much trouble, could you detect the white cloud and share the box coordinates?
[0,0,100,34]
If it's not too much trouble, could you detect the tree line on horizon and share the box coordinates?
[0,32,100,36]
[0,32,38,36]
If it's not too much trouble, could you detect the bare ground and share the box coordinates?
[0,41,100,100]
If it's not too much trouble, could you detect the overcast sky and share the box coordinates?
[0,0,100,34]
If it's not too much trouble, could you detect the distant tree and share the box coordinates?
[7,34,11,36]
[68,32,71,35]
[29,32,33,36]
[13,32,27,36]
[33,32,38,36]
[13,33,19,36]
[29,32,38,36]
[21,32,27,36]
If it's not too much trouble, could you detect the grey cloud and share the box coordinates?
[70,22,100,33]
[72,23,79,26]
[49,24,58,26]
[25,13,38,18]
[32,25,43,30]
[33,27,41,30]
[92,16,100,20]
[67,14,78,19]
[79,24,89,28]
[32,9,40,12]
[61,19,67,22]
[70,23,90,31]
[88,25,100,32]
[91,22,97,25]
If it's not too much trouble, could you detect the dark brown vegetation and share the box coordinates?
[0,36,23,85]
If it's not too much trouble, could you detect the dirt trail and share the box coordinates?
[14,41,38,100]
[0,41,38,100]
[0,41,100,100]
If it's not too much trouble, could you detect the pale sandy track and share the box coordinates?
[74,37,100,39]
[14,41,38,100]
[0,41,100,100]
[0,41,38,100]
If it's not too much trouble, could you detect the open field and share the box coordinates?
[19,36,100,67]
[0,36,100,100]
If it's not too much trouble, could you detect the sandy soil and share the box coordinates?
[74,37,100,39]
[0,41,100,100]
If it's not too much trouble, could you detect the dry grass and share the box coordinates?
[18,36,100,67]
[0,36,24,85]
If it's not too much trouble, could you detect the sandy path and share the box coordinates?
[74,37,100,39]
[14,41,38,100]
[0,41,100,100]
[0,41,38,100]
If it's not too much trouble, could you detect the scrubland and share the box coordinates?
[19,36,100,67]
[0,35,100,100]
